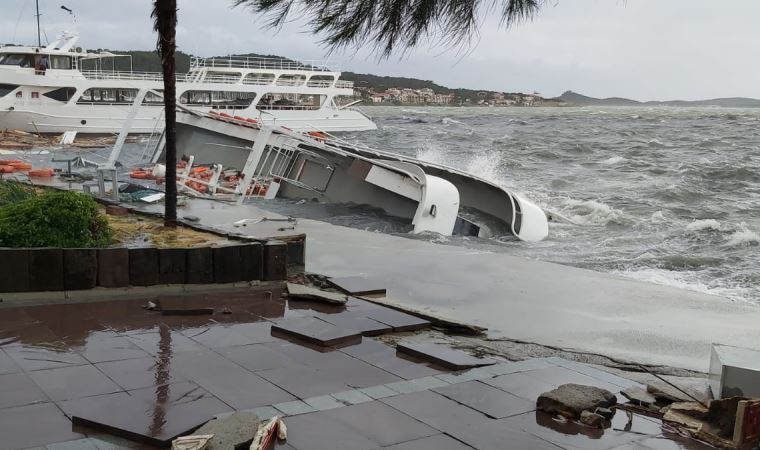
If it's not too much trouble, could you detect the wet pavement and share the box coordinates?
[0,288,718,450]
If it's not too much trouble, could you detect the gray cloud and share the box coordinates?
[3,0,759,100]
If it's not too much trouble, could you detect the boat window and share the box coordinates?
[179,90,257,109]
[0,84,18,98]
[242,73,275,85]
[50,56,72,70]
[77,88,140,105]
[0,54,33,68]
[257,93,326,111]
[307,75,335,88]
[42,87,77,102]
[203,71,242,84]
[143,90,164,105]
[275,74,306,87]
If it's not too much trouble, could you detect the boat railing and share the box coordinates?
[191,55,337,72]
[80,70,195,83]
[334,80,354,89]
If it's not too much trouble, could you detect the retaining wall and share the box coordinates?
[0,239,302,293]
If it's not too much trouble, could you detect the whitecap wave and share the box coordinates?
[613,268,750,303]
[725,227,760,247]
[557,199,627,226]
[686,219,721,232]
[600,156,627,165]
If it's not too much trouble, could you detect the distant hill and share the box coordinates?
[555,90,760,108]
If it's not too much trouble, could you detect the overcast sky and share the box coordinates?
[3,0,759,100]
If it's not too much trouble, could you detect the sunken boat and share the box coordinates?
[150,109,549,241]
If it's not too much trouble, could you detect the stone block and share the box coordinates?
[158,248,187,285]
[128,248,159,287]
[240,243,263,281]
[263,240,287,281]
[0,248,29,292]
[63,248,97,291]
[213,246,243,284]
[536,383,617,420]
[97,248,129,288]
[29,248,64,292]
[286,239,305,267]
[105,205,128,216]
[186,247,213,284]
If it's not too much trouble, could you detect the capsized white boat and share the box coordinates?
[150,109,549,241]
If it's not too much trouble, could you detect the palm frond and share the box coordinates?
[151,0,178,60]
[233,0,543,56]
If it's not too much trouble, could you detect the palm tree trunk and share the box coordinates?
[153,0,178,227]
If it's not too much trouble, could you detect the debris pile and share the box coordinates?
[0,129,135,149]
[537,383,617,428]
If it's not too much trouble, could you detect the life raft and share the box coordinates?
[28,168,55,177]
[0,165,15,174]
[8,161,32,171]
[129,169,154,179]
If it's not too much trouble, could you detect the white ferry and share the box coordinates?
[0,31,376,134]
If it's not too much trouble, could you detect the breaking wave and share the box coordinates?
[686,219,722,232]
[725,227,760,247]
[556,199,628,226]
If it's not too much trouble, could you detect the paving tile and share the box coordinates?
[0,372,48,409]
[396,342,494,371]
[4,343,90,372]
[96,356,188,391]
[304,395,344,411]
[29,364,122,402]
[359,384,399,400]
[410,375,450,390]
[218,343,304,373]
[382,390,557,450]
[376,434,474,450]
[271,317,362,347]
[181,322,278,348]
[363,309,430,332]
[521,365,622,392]
[324,401,438,447]
[59,381,230,448]
[1,323,61,348]
[245,406,282,420]
[610,434,719,450]
[316,313,392,337]
[0,402,85,450]
[554,360,643,389]
[340,338,445,380]
[273,400,317,416]
[327,276,387,296]
[484,358,557,375]
[169,349,296,409]
[0,348,22,374]
[123,328,206,356]
[331,389,374,405]
[44,437,101,450]
[280,411,378,450]
[481,370,557,402]
[434,369,487,385]
[433,380,535,419]
[386,380,427,395]
[75,332,151,364]
[498,410,663,450]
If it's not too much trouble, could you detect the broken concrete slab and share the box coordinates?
[317,314,391,336]
[536,384,617,420]
[396,342,494,371]
[191,411,261,449]
[669,402,709,421]
[622,386,658,406]
[286,283,347,304]
[63,248,98,291]
[364,308,430,332]
[271,317,362,347]
[579,410,608,429]
[171,434,213,450]
[327,276,387,296]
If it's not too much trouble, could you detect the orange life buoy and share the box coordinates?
[245,118,258,124]
[28,168,55,177]
[219,112,233,118]
[0,165,15,174]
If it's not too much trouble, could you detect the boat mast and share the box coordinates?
[35,0,42,47]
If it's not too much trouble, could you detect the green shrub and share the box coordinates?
[0,190,112,248]
[0,181,36,208]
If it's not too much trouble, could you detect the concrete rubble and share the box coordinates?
[536,383,617,420]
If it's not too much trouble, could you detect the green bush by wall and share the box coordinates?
[0,189,112,248]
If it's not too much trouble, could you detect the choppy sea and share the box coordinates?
[293,106,760,304]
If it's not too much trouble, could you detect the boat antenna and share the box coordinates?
[35,0,42,47]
